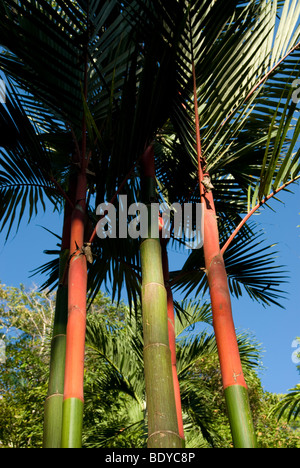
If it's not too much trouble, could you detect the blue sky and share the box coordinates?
[0,183,299,395]
[235,184,300,394]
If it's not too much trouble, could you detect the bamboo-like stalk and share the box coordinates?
[61,170,88,448]
[43,179,75,448]
[203,192,257,448]
[191,61,257,447]
[160,237,185,443]
[61,34,89,446]
[43,250,69,448]
[140,146,183,449]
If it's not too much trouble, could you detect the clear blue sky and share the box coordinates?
[0,183,299,395]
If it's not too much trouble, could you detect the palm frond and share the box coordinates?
[30,249,61,292]
[236,331,263,371]
[0,0,85,124]
[176,331,217,378]
[171,224,288,308]
[87,235,141,311]
[165,0,300,187]
[85,308,145,406]
[0,0,136,129]
[174,299,212,336]
[270,384,300,422]
[179,377,220,447]
[224,229,289,308]
[0,81,62,240]
[250,83,300,206]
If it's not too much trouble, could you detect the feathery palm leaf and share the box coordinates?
[224,229,289,308]
[0,81,63,240]
[157,0,300,202]
[85,308,145,407]
[251,84,300,206]
[0,0,135,130]
[270,384,300,422]
[171,225,288,308]
[174,299,213,333]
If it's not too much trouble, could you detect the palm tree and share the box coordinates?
[0,0,190,448]
[0,0,182,447]
[0,0,140,447]
[1,0,300,448]
[0,82,77,448]
[136,0,300,446]
[0,78,80,447]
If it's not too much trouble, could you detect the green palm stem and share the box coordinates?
[43,251,69,448]
[192,60,257,447]
[140,145,183,448]
[160,235,185,443]
[43,177,76,448]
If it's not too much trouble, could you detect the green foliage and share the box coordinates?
[0,284,299,448]
[0,284,52,447]
[270,383,300,423]
[255,389,300,448]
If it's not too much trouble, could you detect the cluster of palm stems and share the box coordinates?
[0,0,300,448]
